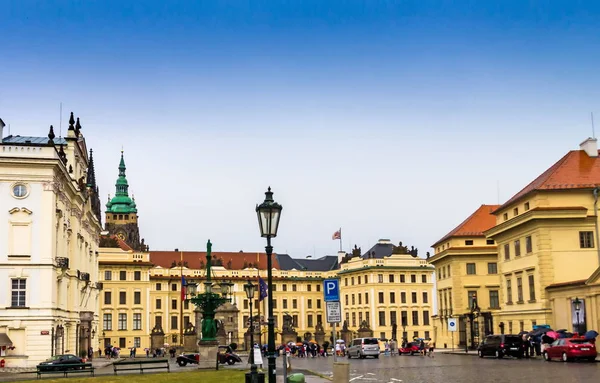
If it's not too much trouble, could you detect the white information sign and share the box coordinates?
[448,318,457,332]
[326,301,342,323]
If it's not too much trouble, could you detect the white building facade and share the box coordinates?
[0,115,103,367]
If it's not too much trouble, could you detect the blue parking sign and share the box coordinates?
[323,279,340,302]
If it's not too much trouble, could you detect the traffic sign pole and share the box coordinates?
[332,322,337,362]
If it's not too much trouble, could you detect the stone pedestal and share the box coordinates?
[150,326,165,351]
[197,340,219,370]
[340,329,353,345]
[281,330,297,345]
[333,362,350,383]
[314,330,325,345]
[357,328,374,338]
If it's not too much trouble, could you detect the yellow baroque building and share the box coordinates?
[430,205,501,349]
[485,138,600,335]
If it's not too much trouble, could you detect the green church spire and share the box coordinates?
[106,150,137,214]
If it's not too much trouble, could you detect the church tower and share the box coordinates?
[104,151,143,250]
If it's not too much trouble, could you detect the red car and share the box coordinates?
[543,338,597,362]
[399,342,421,355]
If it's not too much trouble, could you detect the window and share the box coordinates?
[292,299,297,309]
[389,274,395,283]
[489,290,500,309]
[104,291,112,305]
[283,284,287,291]
[308,315,314,328]
[364,275,368,284]
[292,284,297,292]
[378,292,384,304]
[410,275,416,283]
[401,292,406,304]
[317,299,321,309]
[134,337,141,348]
[465,240,473,245]
[390,311,397,325]
[412,311,419,326]
[413,331,419,339]
[421,275,427,283]
[103,313,112,330]
[378,311,386,326]
[308,299,313,309]
[171,283,177,291]
[272,299,277,309]
[411,292,417,304]
[156,283,161,291]
[486,239,495,245]
[468,291,477,309]
[292,315,298,328]
[133,313,142,330]
[171,316,178,330]
[524,202,530,211]
[528,275,536,301]
[345,278,348,286]
[513,207,519,216]
[514,240,521,256]
[119,271,126,280]
[390,292,396,304]
[378,274,383,283]
[104,271,112,280]
[316,284,321,292]
[365,293,369,304]
[119,338,126,348]
[345,295,348,305]
[423,310,430,325]
[134,291,141,305]
[525,236,532,253]
[488,263,498,274]
[184,300,189,309]
[503,213,508,221]
[366,311,370,324]
[307,284,312,291]
[119,291,126,305]
[580,231,594,248]
[283,299,288,309]
[118,313,127,330]
[134,271,141,281]
[350,277,354,286]
[517,277,523,303]
[447,265,451,277]
[422,292,428,304]
[156,298,162,309]
[466,263,476,275]
[172,299,177,310]
[400,275,405,283]
[317,314,322,324]
[243,300,248,310]
[504,244,510,260]
[155,315,162,328]
[424,331,430,340]
[506,278,512,303]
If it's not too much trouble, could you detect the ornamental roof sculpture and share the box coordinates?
[106,150,137,214]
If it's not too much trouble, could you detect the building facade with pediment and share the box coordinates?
[0,115,103,367]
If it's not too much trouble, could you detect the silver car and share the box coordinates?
[347,337,380,359]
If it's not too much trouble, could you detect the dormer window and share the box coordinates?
[465,240,474,246]
[524,202,530,211]
[503,213,508,221]
[513,208,519,216]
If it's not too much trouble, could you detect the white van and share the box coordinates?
[347,337,380,359]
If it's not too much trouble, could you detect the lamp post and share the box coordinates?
[573,297,582,334]
[256,187,282,383]
[244,281,259,383]
[466,294,480,353]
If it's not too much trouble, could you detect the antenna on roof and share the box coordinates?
[592,112,596,139]
[59,102,63,137]
[8,124,10,136]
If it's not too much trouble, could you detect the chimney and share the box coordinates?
[337,250,346,264]
[580,137,598,157]
[0,118,5,139]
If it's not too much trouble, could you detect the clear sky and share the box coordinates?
[2,1,600,258]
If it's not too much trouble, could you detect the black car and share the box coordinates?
[217,345,242,365]
[478,335,523,359]
[37,354,83,371]
[176,353,199,367]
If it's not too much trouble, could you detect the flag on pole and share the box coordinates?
[332,229,341,240]
[258,277,268,301]
[181,275,187,301]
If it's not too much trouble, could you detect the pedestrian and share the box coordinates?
[428,340,435,358]
[419,339,426,356]
[98,347,102,357]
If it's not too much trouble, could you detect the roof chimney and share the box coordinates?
[0,118,5,140]
[580,137,598,157]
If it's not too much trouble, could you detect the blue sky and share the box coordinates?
[2,1,600,257]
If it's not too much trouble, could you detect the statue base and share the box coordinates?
[197,340,219,369]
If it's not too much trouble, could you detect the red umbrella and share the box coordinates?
[546,331,559,339]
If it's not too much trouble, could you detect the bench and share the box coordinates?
[113,358,170,375]
[36,363,94,379]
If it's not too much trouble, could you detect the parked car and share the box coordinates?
[176,353,199,367]
[399,342,421,355]
[37,354,83,371]
[347,337,380,359]
[217,345,242,365]
[543,338,597,362]
[478,334,523,359]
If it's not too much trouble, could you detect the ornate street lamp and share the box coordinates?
[244,281,259,383]
[466,294,480,353]
[256,187,282,383]
[187,240,231,342]
[573,297,582,334]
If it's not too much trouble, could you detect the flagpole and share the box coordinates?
[180,250,184,347]
[339,227,342,252]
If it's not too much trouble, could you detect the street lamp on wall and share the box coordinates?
[256,187,283,383]
[573,297,582,334]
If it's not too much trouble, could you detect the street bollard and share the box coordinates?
[333,361,350,383]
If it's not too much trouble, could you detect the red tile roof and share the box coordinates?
[149,251,278,270]
[496,150,600,212]
[432,204,500,247]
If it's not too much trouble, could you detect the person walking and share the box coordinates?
[428,340,435,358]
